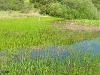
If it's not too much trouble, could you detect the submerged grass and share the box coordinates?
[0,17,100,75]
[1,48,100,75]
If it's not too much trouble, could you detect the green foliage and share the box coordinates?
[0,0,99,19]
[92,0,100,11]
[1,48,100,75]
[61,0,99,19]
[0,17,100,49]
[0,16,100,75]
[0,0,24,11]
[31,0,56,15]
[20,3,33,13]
[46,3,67,17]
[30,0,100,20]
[75,19,100,26]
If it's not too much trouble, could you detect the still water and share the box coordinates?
[17,40,100,61]
[70,40,100,53]
[0,40,100,61]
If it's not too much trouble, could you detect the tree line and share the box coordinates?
[0,0,100,20]
[0,0,24,11]
[30,0,100,20]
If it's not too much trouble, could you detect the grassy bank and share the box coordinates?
[0,17,100,49]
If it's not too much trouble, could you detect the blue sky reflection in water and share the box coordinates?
[70,40,100,54]
[31,40,100,60]
[0,40,100,62]
[31,46,69,60]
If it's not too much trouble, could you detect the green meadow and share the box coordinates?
[0,17,62,49]
[0,17,100,49]
[0,17,100,75]
[0,0,100,74]
[75,19,100,26]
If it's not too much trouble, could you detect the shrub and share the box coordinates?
[30,0,100,20]
[0,0,24,11]
[61,0,99,19]
[47,3,67,17]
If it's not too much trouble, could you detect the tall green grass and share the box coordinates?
[75,19,100,26]
[0,17,100,75]
[1,48,100,75]
[0,17,100,50]
[0,17,62,49]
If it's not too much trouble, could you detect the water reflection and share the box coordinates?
[16,40,100,61]
[31,46,69,60]
[0,40,100,61]
[70,40,100,54]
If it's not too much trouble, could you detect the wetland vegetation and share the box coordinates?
[0,0,100,75]
[0,17,100,75]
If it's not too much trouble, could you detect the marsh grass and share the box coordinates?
[1,48,100,75]
[0,17,100,75]
[0,17,100,49]
[75,19,100,26]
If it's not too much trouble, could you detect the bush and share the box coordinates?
[30,0,100,20]
[39,5,47,15]
[0,0,24,11]
[46,3,67,17]
[60,0,99,19]
[92,0,100,11]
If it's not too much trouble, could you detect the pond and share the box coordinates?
[70,39,100,54]
[0,40,100,61]
[32,40,100,59]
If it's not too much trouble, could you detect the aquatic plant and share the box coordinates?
[0,17,100,75]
